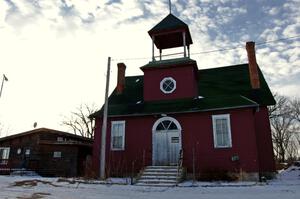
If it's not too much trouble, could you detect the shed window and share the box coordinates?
[111,121,125,151]
[0,147,10,165]
[57,137,64,142]
[53,151,62,158]
[212,114,232,148]
[25,149,31,156]
[17,148,22,155]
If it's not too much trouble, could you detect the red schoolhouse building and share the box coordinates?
[91,13,275,180]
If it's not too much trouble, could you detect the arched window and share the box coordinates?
[152,117,182,132]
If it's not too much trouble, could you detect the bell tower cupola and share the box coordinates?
[148,13,193,61]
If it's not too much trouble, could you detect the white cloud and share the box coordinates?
[270,7,280,15]
[0,0,299,134]
[282,24,300,37]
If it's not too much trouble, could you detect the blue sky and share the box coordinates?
[0,0,299,135]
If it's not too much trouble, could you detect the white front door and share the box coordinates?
[152,117,182,166]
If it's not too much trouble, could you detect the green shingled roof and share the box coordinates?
[90,62,275,118]
[149,14,189,33]
[141,57,197,69]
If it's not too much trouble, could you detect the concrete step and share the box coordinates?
[138,179,177,183]
[135,182,176,187]
[136,165,184,187]
[146,166,178,169]
[144,168,179,172]
[142,172,179,176]
[140,175,177,180]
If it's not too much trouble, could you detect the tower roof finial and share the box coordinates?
[169,0,172,14]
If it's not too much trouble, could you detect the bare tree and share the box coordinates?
[62,104,98,138]
[268,94,291,119]
[269,94,300,162]
[291,98,300,122]
[291,98,300,146]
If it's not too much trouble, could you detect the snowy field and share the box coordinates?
[0,165,299,199]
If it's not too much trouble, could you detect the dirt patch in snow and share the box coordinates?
[16,192,51,199]
[11,179,61,188]
[57,178,77,184]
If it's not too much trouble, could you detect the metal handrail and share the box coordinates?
[176,149,183,185]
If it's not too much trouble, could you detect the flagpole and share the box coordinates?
[0,75,8,98]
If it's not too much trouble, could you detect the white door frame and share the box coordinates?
[152,116,182,166]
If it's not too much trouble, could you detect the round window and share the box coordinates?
[160,77,176,94]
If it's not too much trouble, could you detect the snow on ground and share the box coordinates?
[0,165,299,199]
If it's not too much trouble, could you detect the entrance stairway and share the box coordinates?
[135,166,183,187]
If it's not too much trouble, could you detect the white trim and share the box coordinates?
[160,77,176,94]
[111,120,126,151]
[212,114,232,148]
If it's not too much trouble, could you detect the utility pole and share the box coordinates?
[0,74,8,98]
[100,57,111,179]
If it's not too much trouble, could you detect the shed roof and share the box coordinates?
[0,128,93,143]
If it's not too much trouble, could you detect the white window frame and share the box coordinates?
[160,77,176,94]
[212,114,232,148]
[111,121,125,151]
[53,151,62,158]
[0,147,10,159]
[0,147,10,165]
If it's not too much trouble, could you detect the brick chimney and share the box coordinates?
[116,63,126,94]
[246,41,260,89]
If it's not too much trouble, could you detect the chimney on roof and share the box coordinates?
[116,63,126,94]
[246,41,260,89]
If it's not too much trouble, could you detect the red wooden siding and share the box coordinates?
[92,107,274,176]
[143,65,198,101]
[254,107,276,172]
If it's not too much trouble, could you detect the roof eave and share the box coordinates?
[102,104,259,118]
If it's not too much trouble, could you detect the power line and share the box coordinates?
[191,45,244,55]
[256,35,300,46]
[111,35,300,62]
[192,35,300,55]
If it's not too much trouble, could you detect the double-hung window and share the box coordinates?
[212,114,232,148]
[111,121,125,151]
[53,151,62,158]
[0,147,10,165]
